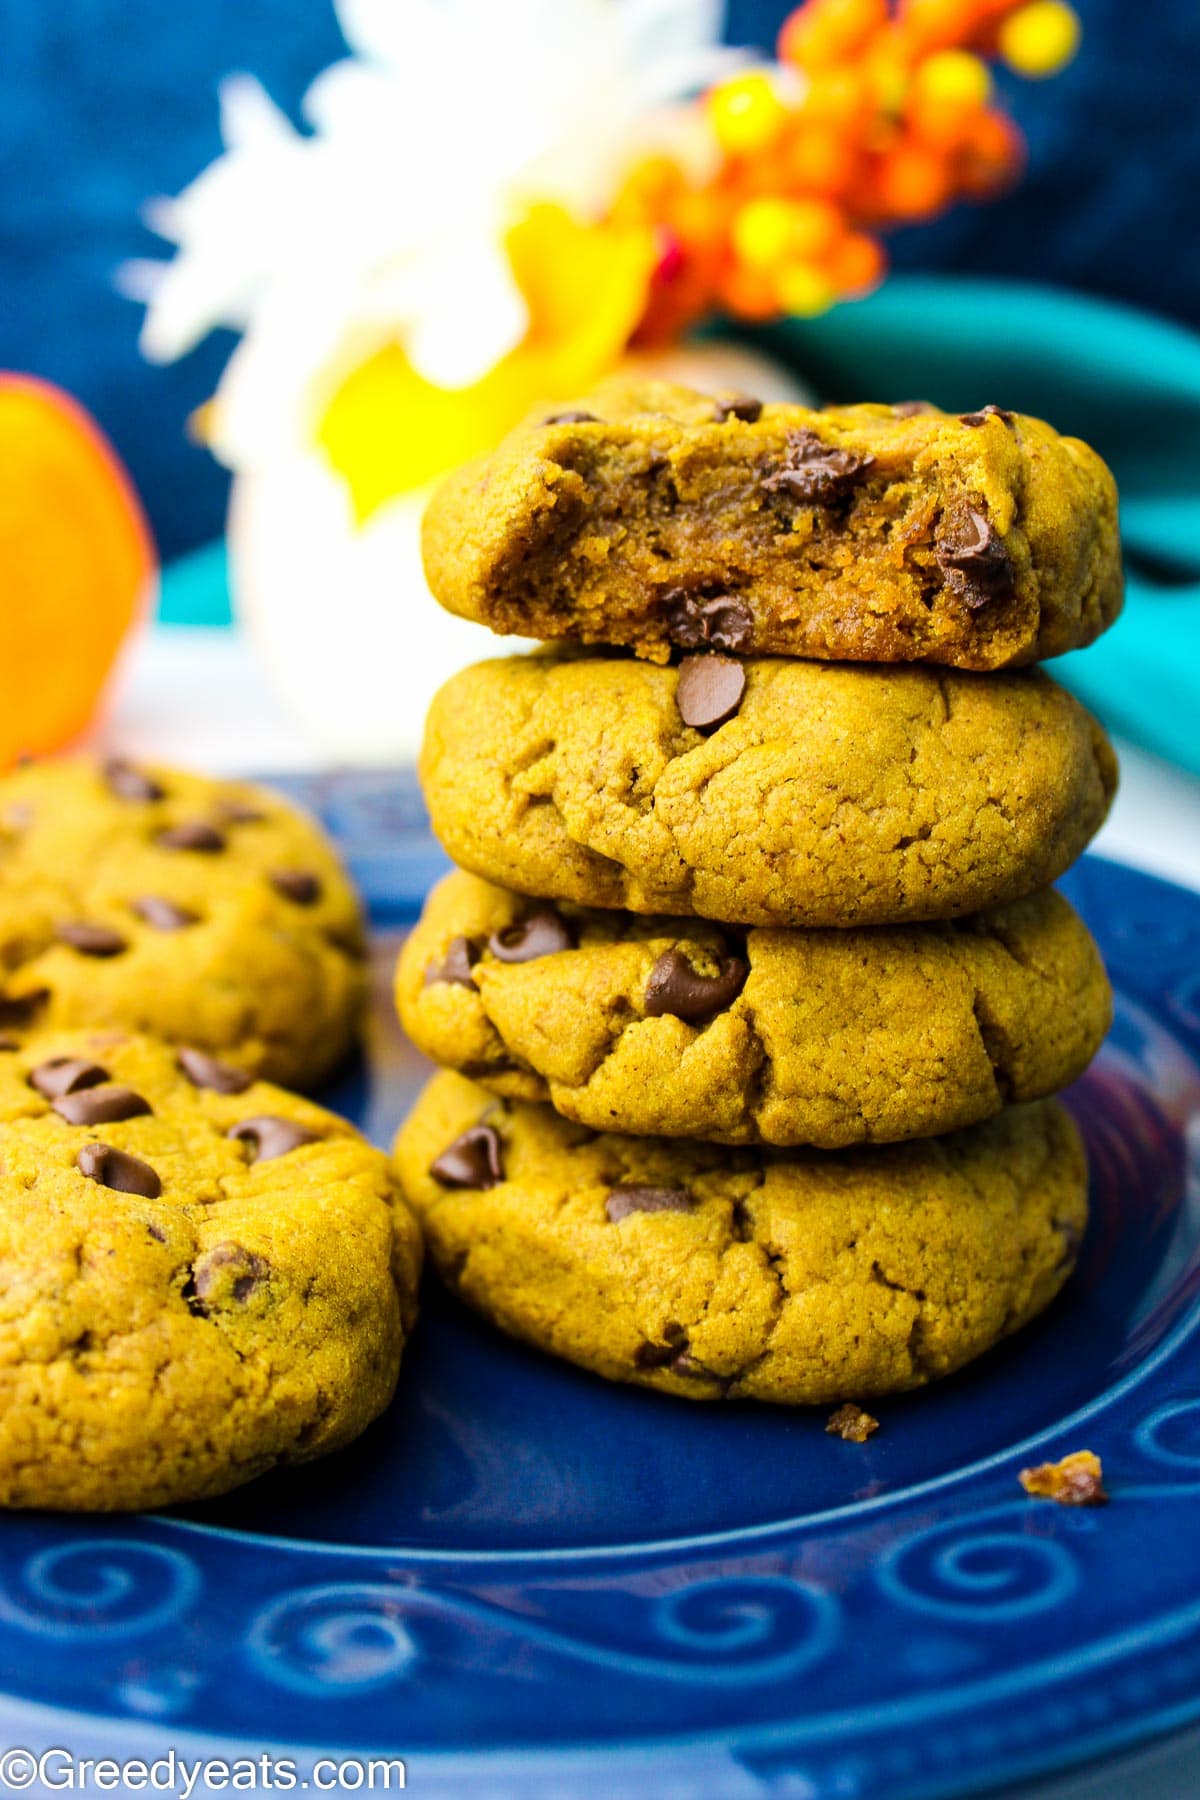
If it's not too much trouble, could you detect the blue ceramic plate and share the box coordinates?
[3,771,1200,1798]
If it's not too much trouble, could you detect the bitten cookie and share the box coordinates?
[421,653,1117,928]
[422,378,1122,669]
[0,756,367,1089]
[0,1030,422,1511]
[394,1072,1087,1405]
[397,871,1111,1147]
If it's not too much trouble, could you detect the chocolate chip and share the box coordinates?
[644,947,748,1021]
[131,895,199,932]
[430,1124,504,1189]
[676,654,746,731]
[0,1037,17,1052]
[29,1057,110,1100]
[423,936,479,989]
[270,869,322,906]
[959,404,1014,427]
[936,507,1016,609]
[0,990,48,1029]
[635,1340,680,1368]
[488,906,575,963]
[54,1084,152,1126]
[103,757,164,802]
[665,591,754,654]
[713,394,762,424]
[541,409,599,425]
[892,400,937,417]
[227,1116,320,1163]
[77,1142,161,1198]
[762,428,875,504]
[177,1046,253,1095]
[192,1242,270,1306]
[56,922,128,958]
[157,822,226,853]
[219,801,267,824]
[607,1185,694,1223]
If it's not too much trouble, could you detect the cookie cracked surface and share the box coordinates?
[421,653,1117,928]
[394,1072,1087,1405]
[397,871,1111,1147]
[422,379,1122,670]
[0,1030,422,1510]
[0,757,367,1089]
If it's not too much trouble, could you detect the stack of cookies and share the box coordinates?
[396,378,1123,1408]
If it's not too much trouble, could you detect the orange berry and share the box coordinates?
[897,0,983,55]
[780,0,890,70]
[913,48,993,107]
[826,230,887,295]
[718,263,782,322]
[773,260,839,317]
[958,108,1025,194]
[783,126,861,198]
[731,195,845,268]
[708,71,791,158]
[873,139,954,217]
[803,67,871,129]
[0,376,155,766]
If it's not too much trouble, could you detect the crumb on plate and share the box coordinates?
[826,1402,879,1443]
[1019,1449,1108,1506]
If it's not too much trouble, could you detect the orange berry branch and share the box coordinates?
[612,0,1081,341]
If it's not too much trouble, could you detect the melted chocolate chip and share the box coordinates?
[665,591,754,654]
[29,1057,110,1100]
[542,409,599,425]
[228,1116,320,1163]
[936,507,1017,609]
[430,1124,505,1189]
[77,1142,161,1199]
[713,394,763,424]
[762,428,875,505]
[644,947,748,1021]
[0,1037,17,1053]
[676,654,746,731]
[892,400,937,417]
[177,1046,253,1095]
[959,404,1014,427]
[219,801,268,824]
[54,1084,152,1127]
[131,895,200,932]
[157,822,227,853]
[56,922,128,958]
[270,869,322,905]
[635,1320,688,1366]
[0,990,47,1029]
[103,757,165,802]
[606,1185,694,1223]
[423,936,480,990]
[488,906,575,963]
[192,1242,270,1307]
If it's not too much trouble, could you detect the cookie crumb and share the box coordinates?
[826,1402,879,1443]
[1019,1449,1108,1506]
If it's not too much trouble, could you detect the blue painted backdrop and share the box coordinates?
[1,0,1197,559]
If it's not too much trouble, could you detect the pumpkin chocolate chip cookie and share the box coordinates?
[0,1030,422,1511]
[394,1071,1087,1404]
[420,652,1117,928]
[397,870,1111,1147]
[421,378,1122,670]
[0,756,367,1089]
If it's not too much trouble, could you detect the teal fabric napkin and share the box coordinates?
[159,275,1200,774]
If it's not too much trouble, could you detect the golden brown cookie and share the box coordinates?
[421,653,1117,928]
[0,1029,422,1511]
[0,755,366,1089]
[397,871,1110,1147]
[394,1071,1087,1405]
[422,379,1122,669]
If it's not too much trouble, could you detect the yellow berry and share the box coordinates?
[914,49,992,109]
[998,2,1081,78]
[731,196,842,269]
[708,71,791,157]
[774,261,838,317]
